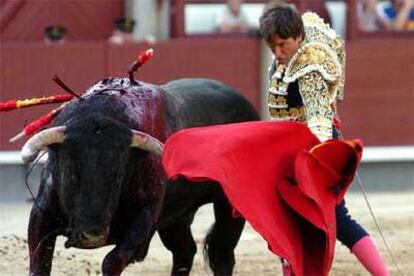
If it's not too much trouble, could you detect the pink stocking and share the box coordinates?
[351,236,389,276]
[281,258,292,276]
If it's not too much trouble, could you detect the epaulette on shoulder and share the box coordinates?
[283,42,342,84]
[302,12,337,40]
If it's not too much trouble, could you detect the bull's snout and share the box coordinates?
[64,228,109,249]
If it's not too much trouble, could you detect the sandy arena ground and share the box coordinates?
[0,191,412,276]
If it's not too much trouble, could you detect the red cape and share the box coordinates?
[162,121,362,276]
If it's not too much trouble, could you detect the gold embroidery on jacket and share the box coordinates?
[268,94,288,108]
[301,12,345,101]
[284,43,341,105]
[298,72,333,141]
[269,106,305,122]
[267,12,344,141]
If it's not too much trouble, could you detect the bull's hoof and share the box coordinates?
[29,272,51,276]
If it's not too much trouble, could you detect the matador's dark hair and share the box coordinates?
[259,1,305,48]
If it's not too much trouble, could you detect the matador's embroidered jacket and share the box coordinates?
[268,12,345,141]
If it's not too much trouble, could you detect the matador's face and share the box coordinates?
[271,35,303,65]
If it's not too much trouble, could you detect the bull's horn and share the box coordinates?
[130,130,164,156]
[22,126,66,163]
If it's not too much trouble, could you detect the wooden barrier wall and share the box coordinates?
[1,1,122,41]
[340,37,413,145]
[0,36,412,150]
[0,37,261,150]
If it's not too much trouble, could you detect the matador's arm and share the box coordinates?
[298,72,333,142]
[284,42,342,142]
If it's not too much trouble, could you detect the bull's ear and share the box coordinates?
[21,126,66,163]
[130,129,163,156]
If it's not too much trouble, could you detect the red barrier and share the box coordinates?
[0,37,412,150]
[0,37,261,150]
[0,41,107,150]
[107,37,261,107]
[341,38,414,145]
[0,0,122,41]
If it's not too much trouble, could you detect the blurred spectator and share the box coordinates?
[44,25,67,44]
[357,0,386,31]
[377,0,414,30]
[108,17,135,44]
[216,0,250,34]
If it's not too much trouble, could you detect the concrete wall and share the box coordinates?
[349,162,414,192]
[0,163,43,202]
[1,147,413,202]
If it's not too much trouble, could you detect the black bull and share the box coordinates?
[25,78,260,275]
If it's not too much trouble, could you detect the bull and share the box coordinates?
[24,77,259,275]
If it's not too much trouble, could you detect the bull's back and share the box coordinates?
[161,78,259,132]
